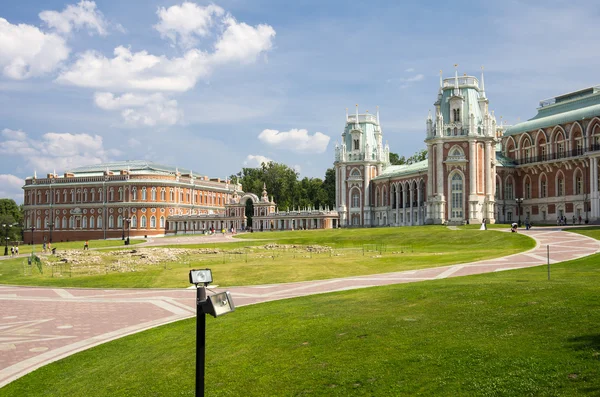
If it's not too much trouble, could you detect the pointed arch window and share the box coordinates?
[69,216,75,229]
[118,215,123,228]
[109,188,114,201]
[505,179,514,200]
[142,187,147,200]
[109,215,114,228]
[131,215,137,228]
[132,187,137,200]
[150,216,156,228]
[151,187,157,201]
[97,216,102,228]
[160,216,165,228]
[119,187,123,201]
[351,190,360,208]
[353,139,359,150]
[161,188,166,201]
[525,178,531,199]
[540,176,547,198]
[575,173,583,195]
[141,216,147,228]
[557,175,565,196]
[451,173,463,218]
[82,216,87,229]
[91,189,95,202]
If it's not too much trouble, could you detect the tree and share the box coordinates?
[0,198,24,243]
[322,167,336,209]
[389,149,428,165]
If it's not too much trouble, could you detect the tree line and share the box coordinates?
[230,149,428,211]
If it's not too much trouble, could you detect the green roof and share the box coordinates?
[372,159,428,180]
[505,87,600,136]
[495,152,515,167]
[68,160,192,176]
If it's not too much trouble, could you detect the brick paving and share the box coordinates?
[0,228,598,387]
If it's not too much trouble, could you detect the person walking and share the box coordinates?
[84,240,89,250]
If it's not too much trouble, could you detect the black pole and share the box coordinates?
[196,285,207,397]
[4,237,8,256]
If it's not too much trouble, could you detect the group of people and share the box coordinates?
[557,215,583,226]
[9,246,19,256]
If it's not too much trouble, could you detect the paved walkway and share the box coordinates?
[0,228,598,387]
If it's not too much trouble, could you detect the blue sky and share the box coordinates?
[1,0,599,203]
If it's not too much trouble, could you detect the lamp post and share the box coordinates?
[2,223,13,256]
[189,269,235,397]
[515,198,524,225]
[46,220,54,244]
[125,218,131,245]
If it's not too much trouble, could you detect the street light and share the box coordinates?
[46,220,54,244]
[30,226,35,245]
[2,223,14,256]
[515,198,524,225]
[189,269,235,397]
[125,218,131,245]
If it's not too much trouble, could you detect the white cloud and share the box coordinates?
[258,129,330,154]
[0,18,70,79]
[212,16,276,64]
[244,154,272,168]
[56,46,209,92]
[1,128,27,141]
[94,92,183,126]
[56,10,275,92]
[154,2,224,49]
[39,1,108,36]
[0,130,113,173]
[127,138,141,147]
[405,68,415,72]
[0,174,25,202]
[401,74,424,83]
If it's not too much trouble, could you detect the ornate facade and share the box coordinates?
[22,161,338,243]
[335,69,600,227]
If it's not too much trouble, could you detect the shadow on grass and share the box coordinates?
[567,334,600,351]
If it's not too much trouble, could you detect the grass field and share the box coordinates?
[3,242,599,396]
[0,226,534,288]
[4,238,145,256]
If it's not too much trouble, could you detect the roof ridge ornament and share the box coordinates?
[480,66,486,98]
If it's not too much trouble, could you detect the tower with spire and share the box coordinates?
[334,105,389,226]
[425,66,498,225]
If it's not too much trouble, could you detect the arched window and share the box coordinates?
[82,216,87,229]
[180,190,184,202]
[540,175,547,198]
[55,191,60,203]
[131,215,137,228]
[161,189,166,201]
[90,216,95,229]
[109,188,114,201]
[505,178,514,200]
[150,216,156,228]
[524,177,531,199]
[99,189,103,202]
[160,216,165,228]
[97,216,102,228]
[151,188,157,201]
[375,188,380,207]
[71,190,75,202]
[351,190,360,208]
[353,139,359,150]
[170,189,174,201]
[141,216,147,228]
[451,173,463,219]
[118,215,123,228]
[62,217,67,229]
[142,187,147,200]
[91,189,95,202]
[36,217,41,229]
[557,174,564,196]
[575,172,583,195]
[55,216,59,230]
[109,215,114,228]
[132,187,137,200]
[69,216,75,229]
[83,189,88,202]
[119,187,123,201]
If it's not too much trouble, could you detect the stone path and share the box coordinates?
[0,228,598,388]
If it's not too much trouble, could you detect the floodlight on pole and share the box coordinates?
[189,269,235,397]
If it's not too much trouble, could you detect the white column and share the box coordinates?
[426,144,433,197]
[409,183,414,226]
[436,143,444,196]
[417,184,422,225]
[469,141,477,195]
[591,157,599,219]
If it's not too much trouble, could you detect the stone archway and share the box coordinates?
[238,193,260,229]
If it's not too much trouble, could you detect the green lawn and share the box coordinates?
[0,226,534,288]
[3,250,599,396]
[4,238,144,256]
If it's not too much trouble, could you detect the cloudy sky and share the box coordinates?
[1,0,599,203]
